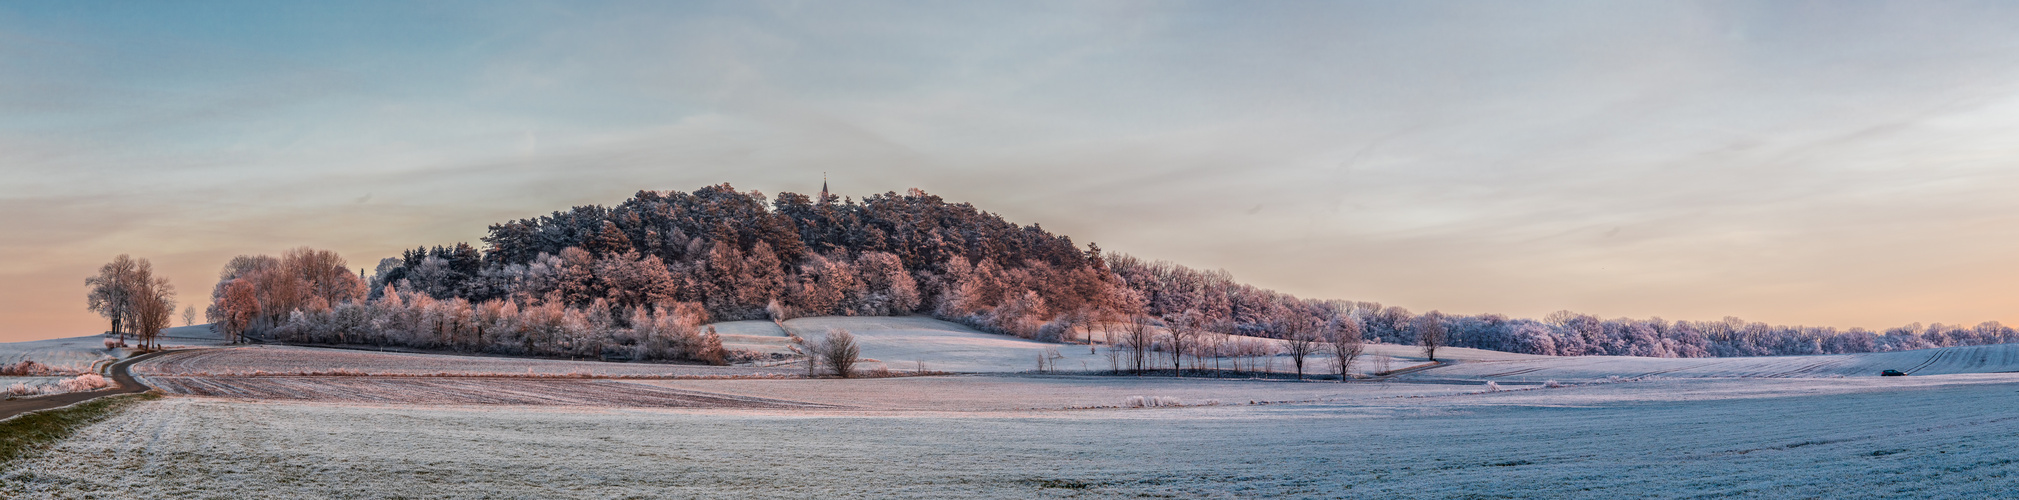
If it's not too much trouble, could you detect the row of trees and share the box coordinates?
[85,255,177,350]
[206,247,730,363]
[1111,256,2019,359]
[1093,306,1373,380]
[206,248,369,343]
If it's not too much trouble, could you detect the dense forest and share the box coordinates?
[209,183,2019,364]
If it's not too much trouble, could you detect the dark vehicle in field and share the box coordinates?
[1881,369,1907,377]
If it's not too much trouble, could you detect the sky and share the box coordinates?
[6,1,2019,342]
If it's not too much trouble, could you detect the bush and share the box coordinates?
[1124,396,1182,408]
[819,329,861,378]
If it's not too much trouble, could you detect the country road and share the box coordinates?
[0,349,184,421]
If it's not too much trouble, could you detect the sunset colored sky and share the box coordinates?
[6,1,2019,342]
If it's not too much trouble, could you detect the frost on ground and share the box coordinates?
[629,375,1479,411]
[9,378,2019,499]
[133,345,793,379]
[707,320,797,358]
[0,325,225,376]
[1425,342,2019,382]
[780,316,1117,373]
[146,376,827,408]
[1,375,107,397]
[0,337,117,375]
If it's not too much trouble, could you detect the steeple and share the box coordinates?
[819,172,829,205]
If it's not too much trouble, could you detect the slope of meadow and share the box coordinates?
[780,316,1104,373]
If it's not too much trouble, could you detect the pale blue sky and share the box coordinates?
[8,1,2019,340]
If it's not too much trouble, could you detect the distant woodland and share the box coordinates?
[206,183,2019,364]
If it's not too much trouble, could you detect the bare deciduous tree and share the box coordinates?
[1165,310,1202,376]
[819,329,861,378]
[1328,315,1365,381]
[1281,315,1320,380]
[182,305,196,327]
[130,273,175,351]
[1418,310,1447,362]
[85,255,140,345]
[1122,315,1158,375]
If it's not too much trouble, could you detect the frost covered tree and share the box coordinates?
[85,255,140,344]
[1165,310,1203,376]
[1327,315,1365,381]
[1281,314,1320,380]
[1418,311,1447,362]
[88,255,174,348]
[1122,315,1158,374]
[129,270,175,350]
[819,329,860,377]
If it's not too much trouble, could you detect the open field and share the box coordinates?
[11,318,2019,498]
[0,337,116,375]
[7,374,2019,498]
[146,376,830,408]
[780,316,1115,373]
[708,320,797,358]
[132,345,796,379]
[1425,342,2019,382]
[0,325,227,375]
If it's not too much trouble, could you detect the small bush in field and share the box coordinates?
[57,374,108,392]
[1124,396,1182,408]
[819,329,861,378]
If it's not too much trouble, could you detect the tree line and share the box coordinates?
[1109,255,2019,358]
[195,183,2018,364]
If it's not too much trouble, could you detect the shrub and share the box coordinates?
[819,329,861,378]
[1124,396,1182,408]
[57,374,108,393]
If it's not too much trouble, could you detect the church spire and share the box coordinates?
[820,172,829,205]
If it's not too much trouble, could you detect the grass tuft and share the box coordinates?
[0,392,159,464]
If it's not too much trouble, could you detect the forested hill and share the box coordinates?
[224,183,2019,361]
[368,184,1114,328]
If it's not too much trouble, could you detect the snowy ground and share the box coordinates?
[708,319,797,358]
[8,374,2019,498]
[778,316,1117,373]
[132,345,795,379]
[1423,342,2019,383]
[0,325,227,372]
[13,319,2019,497]
[0,336,118,374]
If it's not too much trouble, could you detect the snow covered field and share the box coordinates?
[132,345,794,379]
[0,336,117,375]
[0,325,226,374]
[780,316,1115,373]
[708,320,798,358]
[1425,342,2019,382]
[8,374,2018,498]
[14,317,2019,497]
[146,376,830,408]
